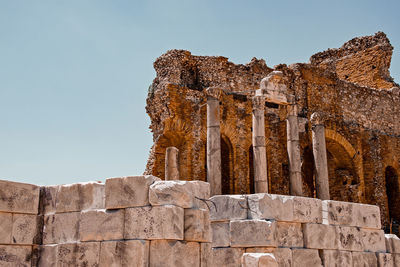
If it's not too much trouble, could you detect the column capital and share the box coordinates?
[252,95,266,111]
[310,112,326,126]
[206,87,223,100]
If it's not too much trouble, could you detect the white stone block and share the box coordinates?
[247,194,294,221]
[149,240,200,267]
[385,234,400,253]
[352,251,377,267]
[292,248,322,267]
[361,228,386,252]
[38,245,58,267]
[0,212,12,244]
[149,180,194,208]
[336,226,363,251]
[105,175,160,209]
[241,253,278,267]
[124,205,184,240]
[211,221,230,247]
[43,212,80,244]
[12,214,40,244]
[321,250,352,267]
[212,247,244,267]
[377,253,394,267]
[230,220,276,247]
[99,240,149,267]
[293,196,322,223]
[184,208,211,242]
[209,195,247,221]
[57,242,100,266]
[0,180,39,214]
[41,185,58,214]
[276,222,303,248]
[79,209,124,241]
[303,223,338,249]
[0,245,32,266]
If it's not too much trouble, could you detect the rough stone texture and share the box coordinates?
[361,228,386,252]
[0,180,39,214]
[230,219,276,247]
[321,249,352,267]
[11,214,40,245]
[209,195,247,221]
[0,245,32,267]
[247,193,294,221]
[38,245,58,267]
[211,247,244,267]
[394,254,400,267]
[292,248,323,267]
[244,247,292,267]
[105,175,160,209]
[79,209,124,241]
[56,182,105,213]
[189,181,211,210]
[57,242,100,266]
[124,205,184,240]
[40,185,58,214]
[43,212,80,244]
[352,251,378,267]
[336,226,363,251]
[149,180,194,208]
[241,253,278,267]
[200,242,212,267]
[303,223,338,249]
[385,234,400,253]
[211,221,230,247]
[276,222,303,248]
[149,240,200,267]
[184,208,211,242]
[0,212,12,244]
[377,253,394,267]
[99,240,149,267]
[293,196,322,223]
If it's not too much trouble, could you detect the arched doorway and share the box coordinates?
[221,136,234,194]
[385,166,400,233]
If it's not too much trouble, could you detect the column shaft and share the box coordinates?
[312,124,330,200]
[165,147,179,180]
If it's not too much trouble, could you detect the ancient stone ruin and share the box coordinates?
[0,32,400,266]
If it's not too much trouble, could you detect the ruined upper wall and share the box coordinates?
[310,32,397,89]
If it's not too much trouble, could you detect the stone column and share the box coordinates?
[287,104,303,196]
[165,147,179,180]
[206,87,222,196]
[252,95,268,193]
[311,112,330,200]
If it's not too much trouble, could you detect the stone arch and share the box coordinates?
[385,166,400,231]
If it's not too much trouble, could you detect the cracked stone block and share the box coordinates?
[247,193,294,222]
[321,250,352,267]
[241,253,278,267]
[361,228,386,252]
[0,180,39,214]
[211,221,230,247]
[211,247,244,267]
[209,195,247,222]
[377,253,394,267]
[336,226,363,251]
[303,223,338,249]
[190,181,211,210]
[276,222,303,248]
[293,196,322,223]
[125,205,184,240]
[385,234,400,253]
[40,185,58,214]
[43,212,80,244]
[56,182,105,213]
[292,248,322,267]
[12,214,40,245]
[352,252,377,267]
[99,240,149,267]
[105,175,160,209]
[57,242,100,266]
[79,209,124,241]
[150,240,200,267]
[184,208,211,242]
[201,243,212,267]
[230,220,276,247]
[38,245,58,267]
[0,212,12,244]
[0,245,32,267]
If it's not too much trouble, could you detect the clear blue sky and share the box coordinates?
[1,0,399,185]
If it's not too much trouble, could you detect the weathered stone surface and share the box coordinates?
[211,247,244,267]
[41,185,58,214]
[149,180,194,208]
[241,253,278,267]
[247,193,294,221]
[0,212,12,244]
[57,242,100,266]
[385,234,400,253]
[12,214,40,245]
[105,175,160,209]
[245,248,292,267]
[353,203,381,229]
[43,212,80,244]
[352,251,378,267]
[230,220,276,247]
[201,242,212,267]
[276,222,303,248]
[394,254,400,267]
[56,182,105,213]
[0,180,39,214]
[211,221,230,247]
[150,240,200,267]
[322,200,353,226]
[312,122,330,200]
[293,196,322,223]
[209,195,247,221]
[184,208,211,242]
[0,245,32,267]
[99,240,149,267]
[321,250,352,267]
[337,226,363,251]
[79,209,124,241]
[165,146,180,180]
[361,228,386,252]
[38,245,58,267]
[124,205,184,240]
[303,223,338,249]
[377,253,394,267]
[189,181,210,210]
[292,248,323,267]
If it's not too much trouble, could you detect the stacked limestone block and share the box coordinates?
[0,180,41,267]
[206,193,400,267]
[38,176,211,266]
